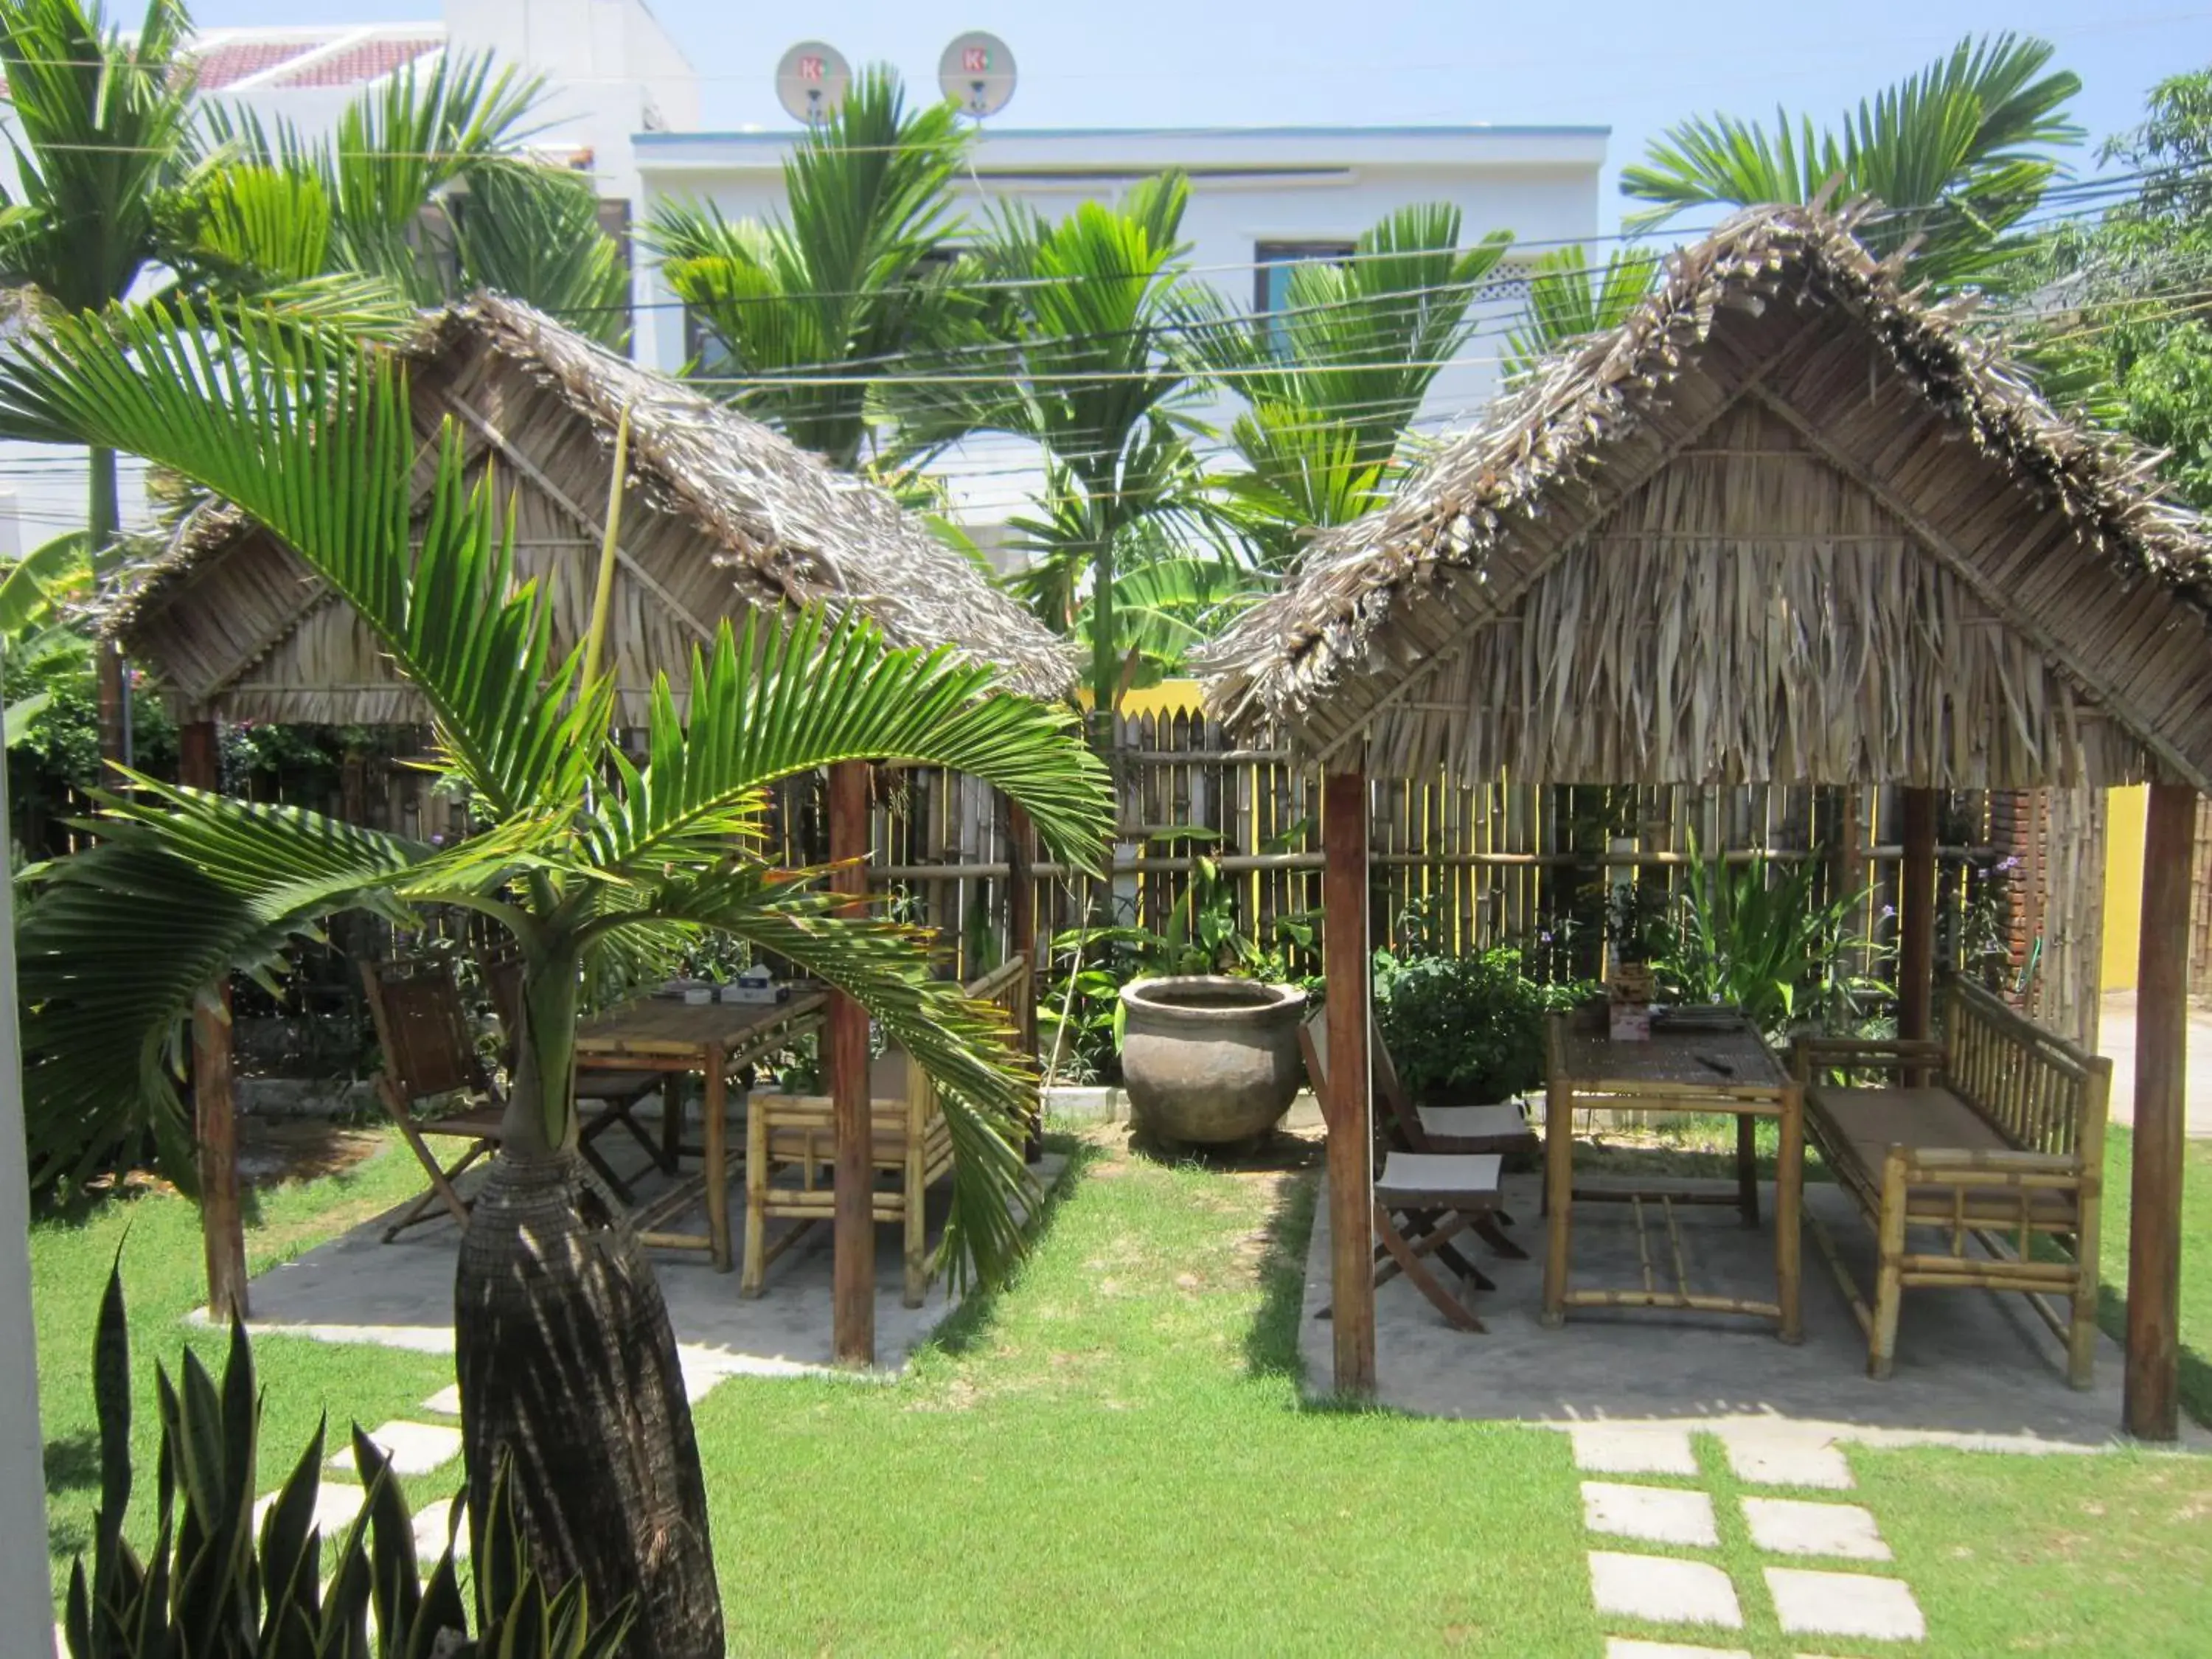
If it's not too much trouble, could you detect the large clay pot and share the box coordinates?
[1118,976,1308,1145]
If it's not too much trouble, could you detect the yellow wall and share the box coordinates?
[2103,784,2148,990]
[1077,678,1208,719]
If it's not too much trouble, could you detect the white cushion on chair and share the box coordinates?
[1416,1102,1532,1143]
[1375,1152,1503,1204]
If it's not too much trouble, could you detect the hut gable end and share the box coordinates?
[1202,205,2212,791]
[109,293,1077,722]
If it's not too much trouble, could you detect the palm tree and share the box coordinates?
[1621,32,2082,291]
[891,173,1214,726]
[1178,203,1512,570]
[0,0,200,762]
[643,66,972,467]
[0,300,1114,1656]
[188,51,631,338]
[1503,244,1664,383]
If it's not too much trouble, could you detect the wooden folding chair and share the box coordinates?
[358,957,508,1242]
[1370,1013,1541,1160]
[476,951,666,1204]
[1299,1008,1508,1332]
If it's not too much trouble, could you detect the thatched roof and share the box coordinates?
[114,291,1075,722]
[1202,204,2212,790]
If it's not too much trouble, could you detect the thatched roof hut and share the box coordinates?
[1202,204,2212,790]
[112,292,1075,722]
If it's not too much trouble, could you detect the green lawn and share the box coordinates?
[2096,1127,2212,1427]
[31,1122,2212,1655]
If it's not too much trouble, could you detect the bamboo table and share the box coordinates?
[575,992,828,1272]
[1541,1004,1804,1341]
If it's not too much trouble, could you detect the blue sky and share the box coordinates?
[187,1,2211,229]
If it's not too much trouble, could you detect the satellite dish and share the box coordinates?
[938,31,1016,120]
[775,41,851,126]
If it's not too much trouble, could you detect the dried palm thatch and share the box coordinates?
[111,291,1074,722]
[1201,204,2212,790]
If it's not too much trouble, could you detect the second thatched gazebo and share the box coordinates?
[122,293,1074,1366]
[1202,204,2212,1438]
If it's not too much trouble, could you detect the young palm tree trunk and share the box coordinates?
[456,957,723,1657]
[456,1153,723,1658]
[88,446,128,770]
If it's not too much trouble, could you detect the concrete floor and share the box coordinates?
[1304,1169,2206,1451]
[229,1122,1061,1382]
[2095,989,2212,1135]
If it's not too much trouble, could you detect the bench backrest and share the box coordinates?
[1941,978,2111,1161]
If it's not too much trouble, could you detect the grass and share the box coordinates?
[2094,1127,2212,1427]
[30,1118,2212,1654]
[33,1127,457,1601]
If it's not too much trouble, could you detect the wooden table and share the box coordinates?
[1541,1004,1804,1340]
[575,992,827,1271]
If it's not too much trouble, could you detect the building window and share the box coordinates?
[1253,239,1357,317]
[684,307,738,378]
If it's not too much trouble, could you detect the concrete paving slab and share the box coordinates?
[1301,1170,2201,1450]
[226,1144,1065,1380]
[1588,1551,1742,1628]
[329,1421,463,1478]
[1721,1433,1854,1490]
[411,1495,469,1561]
[420,1385,462,1416]
[2096,990,2212,1136]
[254,1480,365,1537]
[1741,1497,1890,1560]
[1764,1568,1926,1641]
[1572,1424,1700,1475]
[1582,1481,1719,1546]
[1604,1643,1754,1659]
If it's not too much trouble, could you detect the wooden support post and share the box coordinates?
[1006,799,1041,1161]
[181,719,247,1321]
[2126,780,2194,1440]
[1321,765,1376,1398]
[828,759,875,1368]
[1898,787,1938,1043]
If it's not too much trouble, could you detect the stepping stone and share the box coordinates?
[420,1385,462,1416]
[327,1421,464,1478]
[411,1495,471,1561]
[1721,1433,1853,1490]
[1582,1482,1719,1547]
[1587,1551,1742,1629]
[1605,1642,1754,1659]
[1742,1497,1891,1561]
[1571,1424,1699,1476]
[254,1480,365,1536]
[1765,1568,1925,1641]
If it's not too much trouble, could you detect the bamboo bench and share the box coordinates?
[1790,978,2111,1388]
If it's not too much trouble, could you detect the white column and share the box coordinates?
[0,698,51,1648]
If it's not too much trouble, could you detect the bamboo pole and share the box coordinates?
[1007,798,1040,1162]
[1321,765,1377,1398]
[1899,788,1939,1044]
[829,759,874,1368]
[2126,780,2194,1440]
[181,718,248,1322]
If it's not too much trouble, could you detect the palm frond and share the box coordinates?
[18,785,425,1189]
[588,607,1111,875]
[0,299,606,817]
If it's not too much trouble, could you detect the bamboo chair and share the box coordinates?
[1299,1008,1506,1332]
[476,953,664,1203]
[742,957,1030,1307]
[358,957,509,1242]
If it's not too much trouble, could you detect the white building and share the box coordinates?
[632,124,1607,535]
[0,0,698,552]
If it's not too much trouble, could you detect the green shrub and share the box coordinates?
[1371,947,1590,1104]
